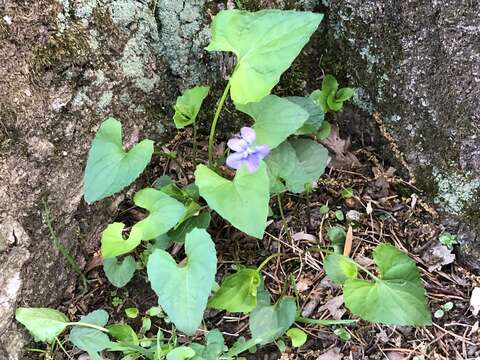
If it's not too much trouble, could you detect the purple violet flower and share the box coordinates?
[226,127,270,173]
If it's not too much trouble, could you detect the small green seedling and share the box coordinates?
[340,188,354,199]
[334,328,351,342]
[310,74,354,113]
[439,232,458,250]
[434,301,454,319]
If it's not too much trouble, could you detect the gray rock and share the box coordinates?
[325,0,480,271]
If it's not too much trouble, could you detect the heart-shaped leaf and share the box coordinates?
[236,95,309,149]
[195,163,270,238]
[173,86,210,129]
[133,188,186,240]
[286,96,325,135]
[103,256,136,288]
[206,10,323,104]
[168,211,211,243]
[343,244,432,326]
[147,228,217,335]
[84,118,154,203]
[69,310,111,359]
[249,296,296,345]
[209,268,261,313]
[323,253,358,284]
[265,139,329,193]
[286,328,308,347]
[15,308,69,343]
[107,324,139,345]
[101,223,143,258]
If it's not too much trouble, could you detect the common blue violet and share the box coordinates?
[226,127,270,173]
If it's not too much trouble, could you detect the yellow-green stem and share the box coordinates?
[257,252,283,272]
[208,81,231,168]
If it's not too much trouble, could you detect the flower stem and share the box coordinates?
[208,80,231,168]
[66,322,109,333]
[257,253,283,272]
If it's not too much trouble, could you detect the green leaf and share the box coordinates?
[69,310,111,357]
[192,329,226,360]
[326,92,343,112]
[168,211,211,243]
[209,268,261,313]
[167,346,196,360]
[249,297,296,345]
[195,163,269,238]
[316,121,332,140]
[265,139,329,194]
[327,226,346,244]
[107,324,139,345]
[84,118,154,203]
[147,228,217,335]
[133,188,186,240]
[321,75,338,94]
[236,95,309,149]
[125,307,139,318]
[335,87,354,102]
[333,328,351,342]
[206,10,323,104]
[15,308,69,343]
[323,254,358,284]
[103,256,136,288]
[286,328,307,347]
[173,86,210,129]
[335,209,345,221]
[100,222,143,258]
[343,244,432,326]
[286,96,325,135]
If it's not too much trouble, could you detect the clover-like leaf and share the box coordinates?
[84,118,154,203]
[324,253,358,284]
[206,10,322,104]
[15,308,69,343]
[134,188,186,240]
[195,163,270,238]
[167,346,196,360]
[101,223,143,258]
[286,328,308,347]
[265,139,329,193]
[249,296,297,345]
[173,86,210,129]
[103,256,136,288]
[343,244,432,326]
[147,228,217,335]
[236,95,309,149]
[69,310,111,359]
[209,268,261,313]
[286,96,325,135]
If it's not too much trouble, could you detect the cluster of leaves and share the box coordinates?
[16,8,431,360]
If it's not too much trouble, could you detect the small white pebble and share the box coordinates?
[62,151,68,156]
[3,16,12,25]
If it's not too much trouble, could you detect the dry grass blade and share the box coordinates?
[343,225,353,257]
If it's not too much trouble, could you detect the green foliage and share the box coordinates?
[107,324,139,345]
[173,86,210,129]
[125,307,139,318]
[167,346,196,360]
[206,10,323,104]
[236,95,309,149]
[190,329,226,360]
[286,328,307,347]
[168,211,211,243]
[103,256,136,288]
[209,268,261,313]
[310,75,354,113]
[147,228,217,335]
[327,226,346,254]
[249,297,297,345]
[265,139,329,193]
[439,232,458,250]
[341,187,354,199]
[286,96,325,135]
[342,244,432,326]
[69,310,111,359]
[333,328,351,342]
[84,118,154,204]
[323,254,358,284]
[101,222,143,258]
[335,209,345,221]
[195,163,270,238]
[15,308,69,343]
[316,121,332,140]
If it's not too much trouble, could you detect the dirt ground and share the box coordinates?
[40,105,480,360]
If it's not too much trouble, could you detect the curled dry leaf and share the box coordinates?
[470,287,480,316]
[422,243,455,272]
[318,295,345,320]
[317,347,343,360]
[319,124,360,169]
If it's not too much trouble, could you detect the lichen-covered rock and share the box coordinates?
[325,0,480,271]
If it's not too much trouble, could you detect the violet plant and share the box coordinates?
[16,8,431,360]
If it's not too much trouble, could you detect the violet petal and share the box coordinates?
[244,153,261,173]
[255,144,270,159]
[226,152,246,169]
[240,127,256,144]
[227,138,249,152]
